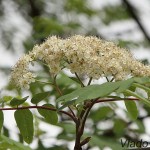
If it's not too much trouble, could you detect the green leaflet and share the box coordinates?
[75,82,120,104]
[57,80,132,109]
[134,77,150,84]
[113,119,126,136]
[57,122,76,134]
[3,96,13,102]
[135,120,145,133]
[125,89,150,108]
[10,96,29,106]
[132,83,150,93]
[116,78,134,93]
[56,87,82,103]
[68,77,81,84]
[58,99,76,110]
[90,106,113,122]
[0,134,31,150]
[57,73,80,86]
[14,109,34,144]
[31,91,50,104]
[57,77,150,109]
[57,82,120,103]
[124,100,138,121]
[89,135,122,149]
[0,110,4,133]
[38,104,58,125]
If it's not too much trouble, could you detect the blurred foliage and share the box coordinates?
[33,17,64,39]
[100,5,131,25]
[0,0,150,150]
[64,0,96,16]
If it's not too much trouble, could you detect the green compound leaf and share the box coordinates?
[0,134,31,150]
[57,82,119,102]
[14,109,34,144]
[124,100,138,121]
[0,111,4,133]
[57,77,150,109]
[10,96,29,106]
[38,104,58,125]
[31,91,50,104]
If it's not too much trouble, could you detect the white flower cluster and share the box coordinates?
[11,54,36,89]
[10,35,150,89]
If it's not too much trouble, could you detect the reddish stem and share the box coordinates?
[73,97,139,149]
[95,98,139,103]
[0,106,77,123]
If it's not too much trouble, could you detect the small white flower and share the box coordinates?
[19,79,30,89]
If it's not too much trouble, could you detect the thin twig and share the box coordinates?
[75,72,85,87]
[68,106,76,118]
[74,97,139,149]
[87,77,92,86]
[122,0,150,43]
[110,77,115,82]
[80,100,96,134]
[0,106,77,123]
[74,100,96,149]
[53,75,63,96]
[36,80,54,85]
[95,97,139,103]
[36,78,63,96]
[105,76,110,82]
[53,75,76,120]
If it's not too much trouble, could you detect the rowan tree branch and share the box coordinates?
[0,106,77,123]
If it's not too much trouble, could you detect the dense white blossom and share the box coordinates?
[10,35,150,89]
